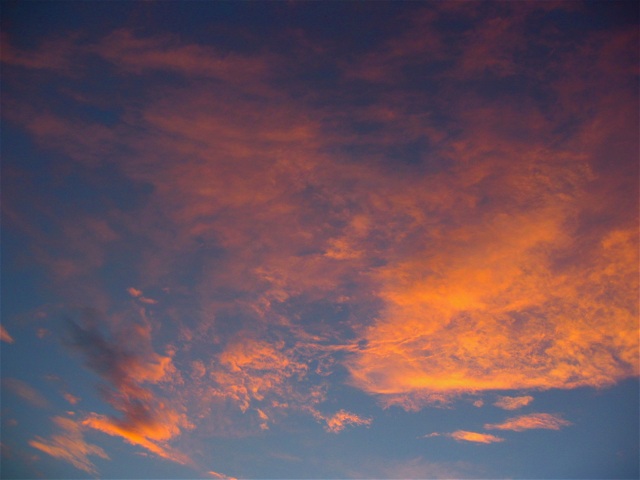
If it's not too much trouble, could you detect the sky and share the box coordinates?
[1,1,638,479]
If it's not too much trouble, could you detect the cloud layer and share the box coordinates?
[2,2,638,476]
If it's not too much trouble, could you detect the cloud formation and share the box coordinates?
[484,413,571,432]
[207,470,238,480]
[3,378,49,409]
[1,3,638,477]
[29,416,109,475]
[493,396,534,411]
[448,431,505,444]
[64,311,192,464]
[1,325,14,343]
[313,409,372,434]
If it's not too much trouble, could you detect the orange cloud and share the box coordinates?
[493,396,534,410]
[127,287,143,297]
[67,314,192,463]
[484,413,571,432]
[344,149,638,408]
[3,6,637,447]
[82,408,191,465]
[312,409,372,434]
[207,470,238,480]
[127,287,158,304]
[448,430,504,444]
[208,338,310,412]
[29,416,109,475]
[0,325,14,343]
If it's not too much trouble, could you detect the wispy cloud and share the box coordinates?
[449,430,504,444]
[82,410,191,465]
[207,337,311,413]
[345,455,483,479]
[3,378,49,409]
[63,392,81,405]
[485,413,571,432]
[127,287,143,298]
[207,470,238,480]
[29,416,109,475]
[128,287,158,304]
[1,325,14,343]
[312,409,372,433]
[2,5,637,472]
[423,430,504,444]
[65,313,192,464]
[445,430,504,443]
[493,395,534,410]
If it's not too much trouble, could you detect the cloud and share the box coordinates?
[1,325,14,343]
[127,287,143,298]
[493,395,534,410]
[344,171,638,409]
[3,378,49,409]
[98,29,267,76]
[424,430,504,444]
[127,287,158,304]
[345,456,483,479]
[207,470,238,480]
[3,2,637,450]
[29,416,109,475]
[484,413,571,432]
[312,409,372,433]
[82,409,191,465]
[0,35,78,71]
[63,392,81,405]
[65,313,192,464]
[339,5,638,410]
[448,430,505,444]
[207,337,313,413]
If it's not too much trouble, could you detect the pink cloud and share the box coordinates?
[207,470,237,480]
[3,378,49,409]
[63,393,81,405]
[493,395,534,410]
[29,416,109,475]
[67,313,192,464]
[82,408,192,465]
[127,287,143,298]
[2,5,636,452]
[0,325,14,343]
[208,337,311,412]
[313,409,372,434]
[449,430,504,444]
[94,29,271,95]
[485,413,571,432]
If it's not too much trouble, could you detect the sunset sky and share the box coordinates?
[1,2,638,479]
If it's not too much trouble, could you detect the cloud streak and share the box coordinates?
[29,416,109,475]
[1,325,14,343]
[313,409,372,434]
[485,413,571,432]
[64,311,192,465]
[3,378,49,409]
[449,431,505,444]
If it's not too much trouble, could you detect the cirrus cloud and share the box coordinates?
[484,413,571,432]
[493,395,534,411]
